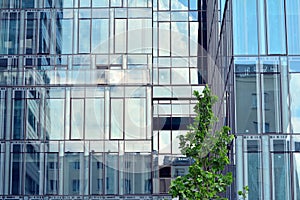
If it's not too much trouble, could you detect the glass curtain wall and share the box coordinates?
[0,0,205,198]
[233,0,300,199]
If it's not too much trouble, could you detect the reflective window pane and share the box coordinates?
[45,153,59,194]
[110,99,123,139]
[79,20,91,53]
[90,154,104,194]
[262,73,281,133]
[25,152,40,195]
[290,74,300,133]
[272,153,291,200]
[85,99,104,139]
[92,19,109,53]
[235,61,259,133]
[125,98,146,139]
[266,0,286,54]
[105,153,118,194]
[46,99,65,140]
[286,0,300,54]
[71,99,84,139]
[63,153,84,195]
[233,0,258,55]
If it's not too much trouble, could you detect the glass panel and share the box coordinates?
[190,22,198,56]
[272,153,291,200]
[233,0,258,55]
[92,19,109,53]
[172,131,184,154]
[128,19,152,53]
[105,153,118,194]
[286,0,300,54]
[80,0,90,7]
[63,153,84,195]
[13,99,25,139]
[57,19,73,54]
[171,68,189,84]
[90,153,104,194]
[258,0,266,54]
[128,0,148,7]
[171,22,188,56]
[110,99,123,139]
[92,0,109,7]
[26,99,40,139]
[159,23,170,56]
[0,19,8,54]
[79,20,91,53]
[289,58,300,72]
[290,74,300,133]
[123,153,151,194]
[39,12,50,54]
[115,19,127,53]
[190,0,198,10]
[245,140,262,200]
[293,153,300,199]
[247,153,262,199]
[158,0,169,10]
[266,0,286,54]
[10,152,23,194]
[46,99,65,140]
[71,99,84,139]
[159,131,171,153]
[85,98,104,139]
[25,18,36,54]
[235,61,259,133]
[111,0,122,7]
[45,153,59,194]
[25,152,40,195]
[262,74,281,133]
[125,98,146,139]
[9,16,20,54]
[159,68,170,85]
[0,95,5,139]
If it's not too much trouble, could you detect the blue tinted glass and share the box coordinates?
[189,0,197,10]
[286,0,300,55]
[233,0,258,55]
[266,0,286,54]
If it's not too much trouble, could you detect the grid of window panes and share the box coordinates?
[0,0,207,198]
[233,0,300,199]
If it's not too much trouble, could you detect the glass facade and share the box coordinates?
[233,0,300,199]
[0,0,221,199]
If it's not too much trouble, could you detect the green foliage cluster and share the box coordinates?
[169,86,234,200]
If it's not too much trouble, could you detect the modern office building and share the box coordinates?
[6,0,300,199]
[233,0,300,199]
[0,0,231,199]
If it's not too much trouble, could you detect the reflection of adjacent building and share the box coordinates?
[0,0,229,199]
[235,62,281,134]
